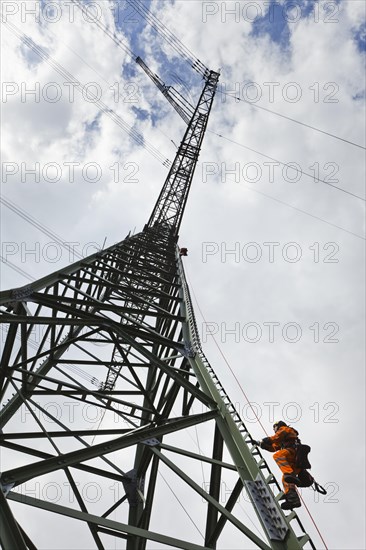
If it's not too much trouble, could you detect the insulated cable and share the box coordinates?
[299,493,329,549]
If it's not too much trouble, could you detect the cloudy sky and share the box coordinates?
[1,0,365,549]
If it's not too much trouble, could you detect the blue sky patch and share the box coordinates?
[84,113,101,134]
[251,1,293,49]
[132,106,150,121]
[352,90,365,101]
[83,113,102,149]
[114,0,152,51]
[113,0,202,127]
[353,22,366,53]
[250,0,330,50]
[20,38,46,68]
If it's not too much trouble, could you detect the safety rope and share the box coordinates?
[186,268,330,550]
[299,494,329,550]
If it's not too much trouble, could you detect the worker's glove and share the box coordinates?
[249,438,261,447]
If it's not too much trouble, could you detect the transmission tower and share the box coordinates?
[0,22,317,550]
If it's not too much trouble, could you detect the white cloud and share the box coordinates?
[1,1,365,548]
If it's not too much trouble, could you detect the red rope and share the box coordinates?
[187,269,329,549]
[299,493,329,550]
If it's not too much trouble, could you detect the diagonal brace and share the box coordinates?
[149,447,271,550]
[8,491,212,550]
[1,410,218,486]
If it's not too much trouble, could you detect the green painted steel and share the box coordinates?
[177,257,311,550]
[0,490,28,550]
[0,43,316,550]
[7,492,213,550]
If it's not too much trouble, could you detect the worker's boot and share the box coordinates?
[280,489,301,510]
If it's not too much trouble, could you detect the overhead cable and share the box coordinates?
[209,130,366,202]
[1,195,84,260]
[4,20,171,168]
[71,0,137,60]
[72,1,195,126]
[243,186,365,240]
[126,0,208,77]
[0,256,36,281]
[219,90,366,151]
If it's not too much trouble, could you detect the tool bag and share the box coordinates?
[296,445,328,495]
[297,469,314,487]
[296,470,328,494]
[295,443,312,469]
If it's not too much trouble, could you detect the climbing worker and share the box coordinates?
[254,420,302,510]
[180,247,188,256]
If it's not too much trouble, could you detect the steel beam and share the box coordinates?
[8,492,212,550]
[0,489,27,550]
[149,447,271,550]
[1,410,217,486]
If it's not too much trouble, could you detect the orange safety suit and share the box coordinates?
[260,426,301,494]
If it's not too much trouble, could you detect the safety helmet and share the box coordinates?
[273,420,287,431]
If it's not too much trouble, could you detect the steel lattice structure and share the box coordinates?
[0,63,317,549]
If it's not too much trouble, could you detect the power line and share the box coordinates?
[209,130,366,202]
[3,20,171,168]
[72,0,137,60]
[126,0,208,77]
[1,195,85,259]
[0,257,36,281]
[74,0,364,154]
[243,186,365,240]
[159,472,204,539]
[70,1,185,145]
[43,20,177,155]
[218,90,366,151]
[187,271,329,550]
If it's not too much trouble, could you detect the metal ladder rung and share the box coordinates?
[266,478,278,486]
[297,534,310,547]
[180,260,315,550]
[264,474,275,483]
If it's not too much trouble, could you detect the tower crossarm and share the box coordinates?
[0,20,322,542]
[136,56,194,124]
[147,70,220,234]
